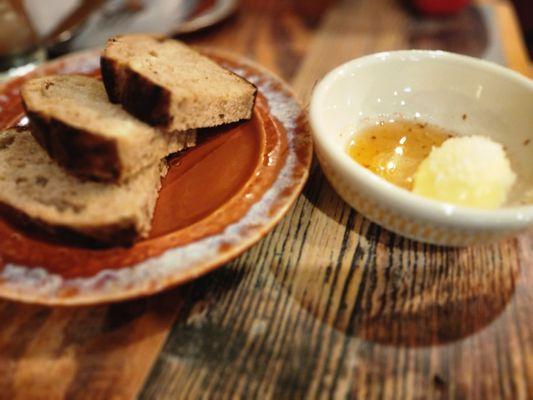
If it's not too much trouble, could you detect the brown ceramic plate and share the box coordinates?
[0,49,312,306]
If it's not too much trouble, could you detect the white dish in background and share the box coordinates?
[310,50,533,246]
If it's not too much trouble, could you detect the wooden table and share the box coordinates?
[0,0,531,398]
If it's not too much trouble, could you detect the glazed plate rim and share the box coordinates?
[0,48,312,306]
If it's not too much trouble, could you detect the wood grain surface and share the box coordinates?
[1,0,531,399]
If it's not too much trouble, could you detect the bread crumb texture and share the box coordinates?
[0,129,165,239]
[103,35,257,131]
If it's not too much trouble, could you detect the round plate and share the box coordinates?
[0,49,312,305]
[49,0,238,54]
[176,0,238,34]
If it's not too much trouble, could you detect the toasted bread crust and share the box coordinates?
[102,54,257,129]
[24,108,122,182]
[20,75,194,183]
[101,36,258,131]
[0,128,169,247]
[102,56,172,127]
[0,200,138,247]
[100,56,121,103]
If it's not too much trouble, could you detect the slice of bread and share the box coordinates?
[0,128,165,246]
[101,34,257,131]
[21,75,195,182]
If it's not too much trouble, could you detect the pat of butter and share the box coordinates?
[413,136,516,209]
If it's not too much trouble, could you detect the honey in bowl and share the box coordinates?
[346,119,517,209]
[346,120,452,190]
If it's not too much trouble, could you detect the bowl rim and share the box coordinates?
[310,49,533,229]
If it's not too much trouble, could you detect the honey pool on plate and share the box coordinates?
[346,120,452,190]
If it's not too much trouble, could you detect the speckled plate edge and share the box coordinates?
[0,48,312,306]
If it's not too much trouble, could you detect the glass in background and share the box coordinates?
[0,0,45,79]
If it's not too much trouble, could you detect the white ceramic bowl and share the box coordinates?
[310,50,533,246]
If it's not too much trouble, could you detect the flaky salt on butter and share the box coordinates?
[413,136,516,209]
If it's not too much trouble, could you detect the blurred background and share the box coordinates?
[0,0,531,78]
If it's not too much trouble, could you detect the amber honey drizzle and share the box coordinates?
[347,120,452,190]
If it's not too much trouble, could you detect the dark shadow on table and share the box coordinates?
[280,163,519,347]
